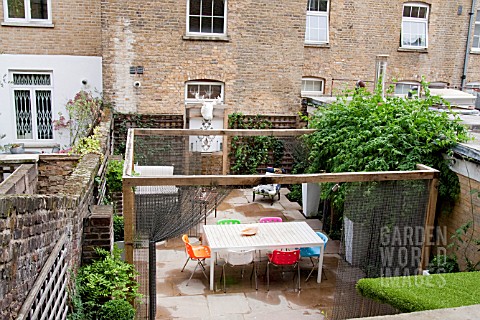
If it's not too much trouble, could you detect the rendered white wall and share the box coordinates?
[0,54,102,151]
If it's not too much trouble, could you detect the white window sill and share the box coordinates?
[304,43,330,48]
[1,21,54,28]
[183,34,230,41]
[397,47,428,53]
[470,50,480,55]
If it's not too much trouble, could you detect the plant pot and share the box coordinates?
[10,144,25,154]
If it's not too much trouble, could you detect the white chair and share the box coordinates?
[220,249,257,293]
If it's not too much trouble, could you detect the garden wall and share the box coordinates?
[0,119,111,319]
[0,153,100,319]
[438,156,480,270]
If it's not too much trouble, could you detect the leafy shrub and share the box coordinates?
[98,299,135,320]
[72,247,140,319]
[304,82,469,210]
[428,254,459,274]
[228,113,284,174]
[114,215,125,242]
[106,159,124,194]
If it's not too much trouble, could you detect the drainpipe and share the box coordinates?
[374,55,389,99]
[461,0,477,90]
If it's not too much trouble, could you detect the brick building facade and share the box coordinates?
[100,0,480,116]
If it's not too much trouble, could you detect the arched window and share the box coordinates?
[185,80,224,103]
[301,77,325,97]
[428,81,448,89]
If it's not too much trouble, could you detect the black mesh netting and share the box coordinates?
[332,180,430,319]
[130,133,304,319]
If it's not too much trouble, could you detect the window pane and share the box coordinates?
[418,7,427,19]
[213,0,224,16]
[30,0,48,19]
[474,25,480,48]
[319,0,327,12]
[210,85,221,99]
[201,17,212,33]
[411,6,419,18]
[189,17,200,32]
[403,6,411,17]
[202,0,213,16]
[190,0,201,15]
[213,17,224,33]
[15,90,33,139]
[476,10,480,22]
[13,73,51,86]
[308,0,318,11]
[36,90,53,139]
[402,21,426,47]
[199,85,210,98]
[187,85,200,98]
[306,15,327,42]
[8,0,26,18]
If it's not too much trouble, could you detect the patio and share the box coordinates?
[153,188,339,319]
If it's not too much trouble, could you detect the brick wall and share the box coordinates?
[0,0,101,56]
[82,205,113,265]
[303,0,480,95]
[36,155,80,194]
[0,165,37,195]
[102,0,480,115]
[101,0,305,115]
[438,172,480,271]
[0,153,100,319]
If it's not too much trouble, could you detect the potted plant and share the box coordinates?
[9,143,25,154]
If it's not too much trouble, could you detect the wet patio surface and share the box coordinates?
[154,188,340,319]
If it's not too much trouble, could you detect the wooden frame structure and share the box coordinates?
[122,128,439,271]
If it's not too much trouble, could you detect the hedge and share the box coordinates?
[356,272,480,313]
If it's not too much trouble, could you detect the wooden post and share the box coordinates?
[222,108,229,175]
[123,184,135,265]
[420,176,439,271]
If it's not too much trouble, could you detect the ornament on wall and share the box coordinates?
[196,94,222,152]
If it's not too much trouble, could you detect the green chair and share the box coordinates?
[217,219,241,225]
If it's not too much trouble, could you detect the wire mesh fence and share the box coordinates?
[332,180,430,319]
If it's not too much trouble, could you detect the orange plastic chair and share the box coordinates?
[266,249,301,291]
[181,234,211,286]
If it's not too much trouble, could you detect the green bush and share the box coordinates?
[428,254,459,274]
[304,82,469,211]
[114,215,125,242]
[106,159,124,194]
[356,272,480,312]
[71,247,140,319]
[98,299,135,320]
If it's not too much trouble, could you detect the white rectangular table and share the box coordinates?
[203,221,325,291]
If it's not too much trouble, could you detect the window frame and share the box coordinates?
[186,0,227,37]
[3,0,52,24]
[10,71,54,141]
[394,81,421,97]
[305,0,329,45]
[301,77,325,97]
[185,80,224,104]
[472,10,480,52]
[401,3,429,49]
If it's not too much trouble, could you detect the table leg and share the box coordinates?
[317,245,324,284]
[210,252,216,291]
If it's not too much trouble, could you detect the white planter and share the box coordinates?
[302,183,321,217]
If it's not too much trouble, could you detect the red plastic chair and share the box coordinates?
[181,234,211,286]
[266,249,301,291]
[259,217,283,223]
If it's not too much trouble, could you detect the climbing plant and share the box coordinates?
[228,113,284,174]
[303,81,470,210]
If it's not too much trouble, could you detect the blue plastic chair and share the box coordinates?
[300,232,328,282]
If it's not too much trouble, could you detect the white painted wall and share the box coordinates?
[0,54,102,151]
[188,118,224,152]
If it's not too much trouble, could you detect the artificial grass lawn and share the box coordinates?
[356,272,480,313]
